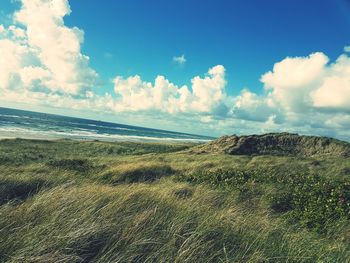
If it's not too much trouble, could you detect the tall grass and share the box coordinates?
[1,182,348,262]
[0,139,349,262]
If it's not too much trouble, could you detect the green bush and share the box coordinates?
[269,190,293,213]
[286,175,350,231]
[180,168,350,232]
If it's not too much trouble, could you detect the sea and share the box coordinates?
[0,107,214,143]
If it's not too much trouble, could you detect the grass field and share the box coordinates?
[0,138,350,262]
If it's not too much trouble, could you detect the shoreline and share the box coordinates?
[0,130,211,143]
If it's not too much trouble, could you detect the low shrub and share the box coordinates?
[269,190,293,213]
[180,168,350,232]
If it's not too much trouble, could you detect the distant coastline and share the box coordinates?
[0,107,214,143]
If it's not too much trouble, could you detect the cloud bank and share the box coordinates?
[1,0,350,140]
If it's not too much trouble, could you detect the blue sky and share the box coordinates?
[3,0,348,95]
[1,0,350,139]
[59,0,350,95]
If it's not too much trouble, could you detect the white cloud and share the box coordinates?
[173,54,186,65]
[260,51,350,114]
[113,65,228,115]
[0,39,30,90]
[8,25,26,38]
[262,52,328,89]
[312,76,350,110]
[261,52,328,112]
[232,89,278,122]
[0,0,97,95]
[311,54,350,110]
[191,65,227,113]
[251,51,350,139]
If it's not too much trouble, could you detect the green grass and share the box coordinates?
[0,139,350,262]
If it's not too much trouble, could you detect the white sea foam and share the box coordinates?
[0,126,212,143]
[86,123,136,132]
[0,114,31,119]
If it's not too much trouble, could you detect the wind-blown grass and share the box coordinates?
[0,139,350,262]
[1,183,347,262]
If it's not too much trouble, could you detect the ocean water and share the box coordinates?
[0,107,214,143]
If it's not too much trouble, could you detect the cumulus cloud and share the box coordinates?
[232,89,279,123]
[311,55,350,111]
[312,76,350,110]
[0,0,97,95]
[173,54,186,65]
[113,65,228,116]
[261,52,328,112]
[253,51,350,139]
[261,52,350,114]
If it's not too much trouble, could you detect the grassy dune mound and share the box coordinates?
[193,133,350,157]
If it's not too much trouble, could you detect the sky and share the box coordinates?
[0,0,350,139]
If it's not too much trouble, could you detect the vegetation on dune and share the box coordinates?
[0,138,193,165]
[180,168,350,232]
[192,133,350,157]
[0,135,350,262]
